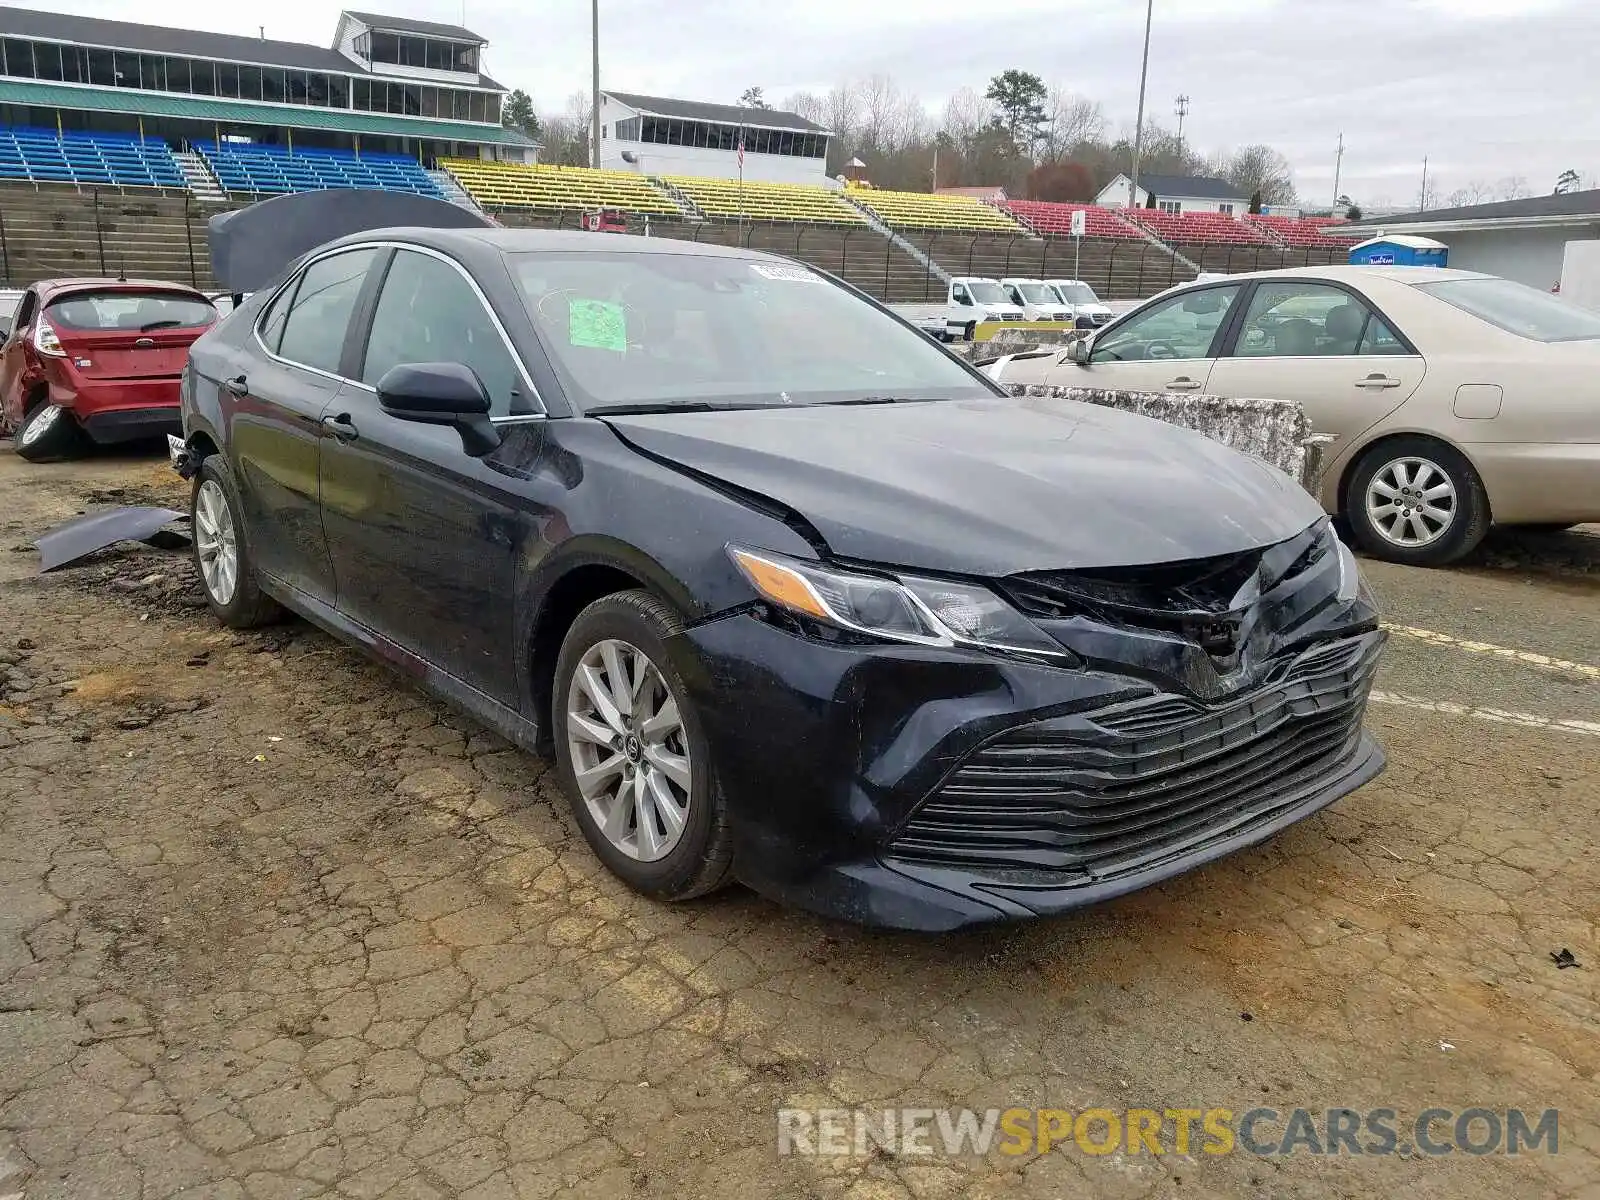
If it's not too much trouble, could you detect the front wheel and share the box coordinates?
[13,402,85,462]
[191,457,281,628]
[1345,436,1489,566]
[552,590,732,901]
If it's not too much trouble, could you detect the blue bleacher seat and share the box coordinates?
[0,125,185,190]
[193,141,444,199]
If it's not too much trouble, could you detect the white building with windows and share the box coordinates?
[1096,173,1247,215]
[598,91,831,185]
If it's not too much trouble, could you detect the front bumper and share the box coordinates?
[675,614,1386,931]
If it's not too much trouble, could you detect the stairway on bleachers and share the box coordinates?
[0,127,185,190]
[0,183,217,289]
[173,150,227,204]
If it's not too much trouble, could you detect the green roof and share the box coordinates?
[0,80,534,146]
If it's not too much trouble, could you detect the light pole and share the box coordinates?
[590,0,601,170]
[1174,94,1189,157]
[1128,0,1154,210]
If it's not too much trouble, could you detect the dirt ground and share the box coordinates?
[0,447,1595,1200]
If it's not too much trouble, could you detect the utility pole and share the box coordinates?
[1420,156,1429,211]
[1128,0,1154,210]
[1174,94,1189,156]
[1332,132,1344,211]
[590,0,601,170]
[931,143,938,191]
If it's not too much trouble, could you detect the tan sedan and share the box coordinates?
[993,265,1600,564]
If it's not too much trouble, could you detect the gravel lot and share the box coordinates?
[0,448,1595,1200]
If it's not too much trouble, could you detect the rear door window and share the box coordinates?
[275,248,380,375]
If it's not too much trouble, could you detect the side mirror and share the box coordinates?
[1070,338,1091,365]
[377,362,502,457]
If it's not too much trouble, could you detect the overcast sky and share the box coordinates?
[41,0,1599,208]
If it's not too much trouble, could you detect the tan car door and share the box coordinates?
[1033,283,1245,393]
[1203,281,1427,452]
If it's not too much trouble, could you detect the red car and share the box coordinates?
[0,279,218,461]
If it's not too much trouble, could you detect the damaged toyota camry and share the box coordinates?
[176,201,1386,931]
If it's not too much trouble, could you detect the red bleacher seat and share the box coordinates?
[1127,209,1274,246]
[998,200,1144,240]
[1248,214,1359,249]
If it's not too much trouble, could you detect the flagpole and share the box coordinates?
[738,125,745,241]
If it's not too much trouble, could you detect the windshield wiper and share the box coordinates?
[139,319,185,332]
[588,401,751,416]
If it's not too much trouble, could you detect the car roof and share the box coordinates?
[322,226,796,264]
[1183,264,1490,288]
[32,278,208,299]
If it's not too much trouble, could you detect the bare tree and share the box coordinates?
[1040,88,1106,162]
[1444,179,1492,208]
[1224,144,1297,205]
[1494,175,1532,201]
[539,91,594,167]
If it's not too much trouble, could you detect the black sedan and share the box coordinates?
[176,223,1386,931]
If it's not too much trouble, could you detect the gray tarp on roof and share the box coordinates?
[207,188,495,293]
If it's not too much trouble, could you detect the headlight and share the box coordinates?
[728,546,1077,663]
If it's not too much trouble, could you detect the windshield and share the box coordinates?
[513,252,996,413]
[965,281,1010,305]
[1415,277,1600,343]
[1053,282,1099,305]
[1014,283,1056,305]
[47,290,216,333]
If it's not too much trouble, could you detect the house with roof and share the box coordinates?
[1095,172,1247,215]
[598,90,831,186]
[1336,190,1600,291]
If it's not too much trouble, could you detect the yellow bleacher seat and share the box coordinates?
[846,188,1023,233]
[440,159,680,215]
[662,176,866,225]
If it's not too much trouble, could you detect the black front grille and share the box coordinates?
[885,635,1381,884]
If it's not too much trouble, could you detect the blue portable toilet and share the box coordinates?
[1349,233,1448,268]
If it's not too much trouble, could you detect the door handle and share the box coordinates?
[1356,374,1402,389]
[224,375,248,396]
[1167,377,1203,391]
[320,412,359,442]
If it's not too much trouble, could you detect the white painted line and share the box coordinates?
[1370,690,1600,738]
[1381,624,1600,682]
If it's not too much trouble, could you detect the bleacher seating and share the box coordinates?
[195,141,441,198]
[441,159,679,215]
[845,186,1025,233]
[999,201,1144,239]
[0,127,184,190]
[1126,209,1274,246]
[1248,214,1361,249]
[663,176,865,225]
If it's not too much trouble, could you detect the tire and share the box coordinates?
[552,589,733,902]
[190,457,281,629]
[1344,436,1489,566]
[13,401,85,462]
[963,321,977,342]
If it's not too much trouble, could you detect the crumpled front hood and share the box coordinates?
[605,397,1325,576]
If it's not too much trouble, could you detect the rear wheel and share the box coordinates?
[1345,436,1489,566]
[191,457,281,628]
[963,321,977,342]
[13,401,85,462]
[552,590,732,902]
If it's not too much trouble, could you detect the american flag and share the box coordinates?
[737,134,745,169]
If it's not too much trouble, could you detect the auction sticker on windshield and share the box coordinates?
[569,298,627,351]
[751,263,823,283]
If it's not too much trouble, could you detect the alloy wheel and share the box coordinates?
[565,638,692,862]
[194,479,239,605]
[18,404,60,447]
[1365,456,1457,548]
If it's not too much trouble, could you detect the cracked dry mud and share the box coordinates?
[0,453,1596,1200]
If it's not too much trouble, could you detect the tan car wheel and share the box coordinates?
[1346,437,1489,567]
